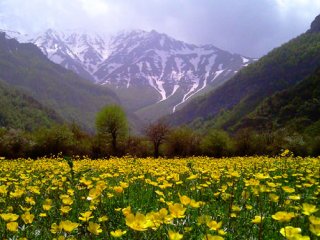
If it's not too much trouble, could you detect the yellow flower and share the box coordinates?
[98,215,109,222]
[10,188,25,198]
[87,188,102,200]
[25,197,36,205]
[246,205,253,210]
[302,203,318,216]
[282,186,295,193]
[51,223,62,234]
[207,220,222,231]
[60,206,72,214]
[110,229,127,238]
[203,234,224,240]
[179,195,191,206]
[269,193,279,203]
[20,205,32,212]
[125,212,150,231]
[254,173,269,180]
[0,213,19,222]
[190,200,204,208]
[272,211,295,222]
[6,221,19,232]
[187,174,198,180]
[120,182,129,188]
[155,190,165,197]
[87,222,102,235]
[113,186,124,193]
[122,206,132,216]
[0,185,7,195]
[280,226,301,237]
[43,199,53,211]
[309,216,320,225]
[79,211,94,222]
[60,220,79,233]
[280,226,310,239]
[251,216,264,224]
[289,195,301,200]
[168,230,183,240]
[169,203,186,218]
[61,197,73,205]
[21,211,35,224]
[231,205,241,212]
[310,224,320,236]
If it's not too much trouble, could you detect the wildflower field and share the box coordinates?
[0,156,319,239]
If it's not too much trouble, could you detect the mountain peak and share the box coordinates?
[308,14,320,33]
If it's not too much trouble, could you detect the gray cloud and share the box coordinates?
[0,0,320,57]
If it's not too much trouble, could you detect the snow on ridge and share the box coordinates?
[241,56,249,63]
[147,76,167,101]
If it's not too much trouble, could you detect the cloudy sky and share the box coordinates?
[0,0,320,57]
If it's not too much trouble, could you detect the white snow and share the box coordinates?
[50,54,64,64]
[160,36,165,47]
[212,70,224,82]
[147,76,167,101]
[189,55,200,71]
[241,56,249,63]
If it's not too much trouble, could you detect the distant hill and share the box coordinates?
[167,14,320,134]
[0,80,62,131]
[237,67,320,136]
[0,32,119,131]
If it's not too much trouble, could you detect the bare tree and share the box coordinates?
[145,120,170,158]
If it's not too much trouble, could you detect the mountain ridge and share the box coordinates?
[0,31,119,131]
[5,28,255,121]
[166,14,320,134]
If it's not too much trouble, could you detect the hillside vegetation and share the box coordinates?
[0,80,62,130]
[0,32,119,131]
[167,19,320,136]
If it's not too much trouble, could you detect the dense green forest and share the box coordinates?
[0,80,62,130]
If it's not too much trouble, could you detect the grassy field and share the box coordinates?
[0,154,319,239]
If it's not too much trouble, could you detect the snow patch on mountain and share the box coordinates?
[3,28,256,116]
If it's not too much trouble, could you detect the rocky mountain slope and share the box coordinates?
[166,14,320,134]
[8,29,254,122]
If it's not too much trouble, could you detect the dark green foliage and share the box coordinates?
[238,67,320,134]
[0,128,32,158]
[31,125,76,157]
[0,80,62,131]
[201,129,234,157]
[96,105,128,156]
[164,127,201,157]
[0,32,119,131]
[125,136,152,158]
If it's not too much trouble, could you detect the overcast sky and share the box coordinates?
[1,0,320,57]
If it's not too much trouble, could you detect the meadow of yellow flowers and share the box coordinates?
[0,155,319,239]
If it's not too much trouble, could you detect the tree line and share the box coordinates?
[0,104,319,159]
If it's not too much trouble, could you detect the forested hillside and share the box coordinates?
[0,80,62,130]
[167,16,320,134]
[0,32,119,131]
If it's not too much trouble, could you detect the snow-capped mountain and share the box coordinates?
[5,29,255,121]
